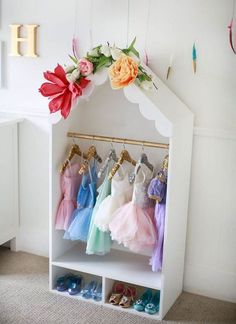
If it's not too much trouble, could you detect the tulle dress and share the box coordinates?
[55,162,81,231]
[63,163,97,242]
[109,164,156,253]
[93,166,133,232]
[86,161,113,255]
[148,170,167,272]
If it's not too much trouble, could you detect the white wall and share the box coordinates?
[0,0,235,302]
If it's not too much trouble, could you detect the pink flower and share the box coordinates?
[39,64,90,119]
[78,58,93,76]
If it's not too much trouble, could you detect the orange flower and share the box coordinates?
[108,55,138,89]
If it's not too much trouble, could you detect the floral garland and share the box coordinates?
[39,38,156,119]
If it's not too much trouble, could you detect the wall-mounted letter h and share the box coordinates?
[9,24,39,57]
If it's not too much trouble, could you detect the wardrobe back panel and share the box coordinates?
[50,82,169,259]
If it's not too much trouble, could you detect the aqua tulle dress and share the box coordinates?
[63,163,97,242]
[86,161,113,255]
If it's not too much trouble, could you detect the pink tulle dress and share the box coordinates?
[109,164,156,253]
[55,162,81,230]
[93,165,133,232]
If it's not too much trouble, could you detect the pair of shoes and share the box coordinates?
[133,289,160,315]
[109,283,136,308]
[56,273,83,296]
[80,280,102,302]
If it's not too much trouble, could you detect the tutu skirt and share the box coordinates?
[55,200,76,231]
[65,207,93,242]
[94,195,126,232]
[109,202,156,253]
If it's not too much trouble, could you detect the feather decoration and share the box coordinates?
[192,43,197,74]
[228,18,236,54]
[72,37,80,61]
[228,0,236,54]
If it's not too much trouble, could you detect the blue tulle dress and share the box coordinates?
[63,163,97,242]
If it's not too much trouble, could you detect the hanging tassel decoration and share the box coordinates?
[192,43,197,74]
[166,55,173,80]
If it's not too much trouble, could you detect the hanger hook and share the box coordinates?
[92,135,95,146]
[110,138,114,149]
[123,139,126,150]
[72,136,76,144]
[141,141,145,152]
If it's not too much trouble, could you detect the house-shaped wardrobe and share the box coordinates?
[49,73,193,320]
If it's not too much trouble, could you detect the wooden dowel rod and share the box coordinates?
[67,132,169,149]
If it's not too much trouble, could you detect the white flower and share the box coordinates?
[64,65,75,73]
[66,73,74,82]
[110,46,122,60]
[140,80,153,91]
[100,44,111,57]
[72,68,80,80]
[89,47,100,57]
[66,68,80,82]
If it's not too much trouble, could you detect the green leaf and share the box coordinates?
[69,55,78,64]
[128,37,136,50]
[126,37,140,58]
[130,46,140,58]
[137,74,146,82]
[93,55,112,73]
[138,66,152,81]
[86,54,101,63]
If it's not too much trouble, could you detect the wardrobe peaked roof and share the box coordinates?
[123,66,193,138]
[51,67,193,138]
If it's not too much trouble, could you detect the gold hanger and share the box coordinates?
[156,155,169,183]
[78,145,102,175]
[162,155,169,171]
[60,144,87,174]
[109,149,136,180]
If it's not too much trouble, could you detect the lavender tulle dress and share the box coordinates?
[55,162,81,231]
[148,170,167,272]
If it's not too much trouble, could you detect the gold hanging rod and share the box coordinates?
[67,132,169,149]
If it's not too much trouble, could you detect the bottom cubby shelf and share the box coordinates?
[51,264,161,320]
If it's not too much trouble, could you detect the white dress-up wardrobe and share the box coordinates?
[49,74,193,320]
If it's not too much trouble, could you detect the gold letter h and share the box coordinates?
[9,24,39,57]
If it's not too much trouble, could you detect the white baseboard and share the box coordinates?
[184,264,236,303]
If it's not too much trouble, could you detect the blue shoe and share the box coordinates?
[92,282,102,302]
[56,273,75,292]
[145,290,160,315]
[81,280,97,299]
[133,289,152,312]
[68,275,83,295]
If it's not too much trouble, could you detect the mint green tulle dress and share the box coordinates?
[86,163,112,255]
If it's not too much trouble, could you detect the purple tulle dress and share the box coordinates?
[148,170,167,272]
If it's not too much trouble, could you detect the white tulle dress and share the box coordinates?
[93,166,133,232]
[109,164,156,253]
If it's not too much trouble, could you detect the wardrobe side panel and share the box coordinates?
[0,124,18,245]
[161,118,194,318]
[50,114,82,261]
